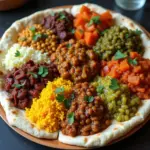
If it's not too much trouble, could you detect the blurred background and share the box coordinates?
[0,0,150,150]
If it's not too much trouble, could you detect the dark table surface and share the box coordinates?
[0,0,150,150]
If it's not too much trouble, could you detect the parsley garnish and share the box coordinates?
[55,87,65,94]
[32,33,48,41]
[67,112,74,124]
[56,94,65,102]
[135,29,142,35]
[28,72,38,78]
[109,78,120,90]
[125,34,129,39]
[128,58,138,66]
[88,16,101,26]
[96,85,104,94]
[101,29,108,36]
[69,28,75,34]
[12,82,25,88]
[58,12,68,21]
[30,26,36,34]
[66,43,72,48]
[84,96,94,102]
[114,50,127,60]
[15,50,21,57]
[38,66,48,77]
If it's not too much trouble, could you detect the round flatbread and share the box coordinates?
[0,3,150,148]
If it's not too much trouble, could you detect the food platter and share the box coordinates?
[0,3,150,149]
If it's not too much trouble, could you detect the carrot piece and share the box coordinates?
[92,30,99,39]
[128,75,140,85]
[74,17,86,27]
[85,24,96,32]
[119,59,130,72]
[82,12,91,21]
[75,29,84,40]
[130,52,139,59]
[84,32,95,45]
[92,12,100,17]
[80,6,91,13]
[100,11,112,21]
[108,67,119,78]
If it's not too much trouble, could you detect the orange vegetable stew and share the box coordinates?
[74,6,113,46]
[101,52,150,99]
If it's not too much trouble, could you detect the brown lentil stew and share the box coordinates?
[51,39,100,83]
[42,11,74,42]
[4,60,59,109]
[18,24,58,56]
[61,82,110,137]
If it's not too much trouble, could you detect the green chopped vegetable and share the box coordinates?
[38,66,48,77]
[135,29,142,35]
[109,78,120,90]
[12,83,24,88]
[15,50,21,57]
[56,94,65,102]
[114,50,127,60]
[96,85,104,94]
[84,96,94,102]
[66,43,72,48]
[67,112,74,124]
[30,26,36,34]
[58,12,68,21]
[55,87,65,94]
[128,58,138,66]
[69,28,75,34]
[32,33,48,41]
[88,16,101,26]
[28,72,38,78]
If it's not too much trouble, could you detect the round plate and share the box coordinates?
[0,5,150,149]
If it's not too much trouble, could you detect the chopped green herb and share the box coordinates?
[66,43,72,48]
[58,12,68,21]
[32,33,48,41]
[125,34,129,39]
[84,96,94,103]
[128,58,138,66]
[64,93,75,109]
[55,87,65,94]
[56,94,65,102]
[88,16,101,26]
[67,112,74,124]
[38,66,48,77]
[28,72,38,78]
[114,50,127,60]
[69,28,75,34]
[64,99,71,109]
[15,50,21,57]
[96,85,104,94]
[30,26,36,34]
[101,29,108,35]
[12,83,24,88]
[135,29,142,35]
[109,78,120,90]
